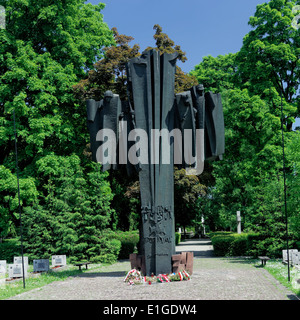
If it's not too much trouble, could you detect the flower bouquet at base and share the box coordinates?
[124,269,191,285]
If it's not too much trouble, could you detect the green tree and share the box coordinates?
[0,165,37,238]
[174,168,206,235]
[2,0,113,76]
[189,1,300,255]
[237,0,300,130]
[285,131,300,242]
[23,155,116,262]
[73,27,140,102]
[207,88,282,226]
[191,53,238,93]
[0,0,114,167]
[146,24,198,93]
[0,0,114,172]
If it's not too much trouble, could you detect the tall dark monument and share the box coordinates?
[86,49,225,276]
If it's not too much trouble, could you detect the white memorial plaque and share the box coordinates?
[51,255,67,267]
[291,252,300,266]
[0,260,6,274]
[0,265,5,276]
[33,259,50,272]
[0,264,6,282]
[282,249,298,264]
[13,256,29,268]
[8,264,27,278]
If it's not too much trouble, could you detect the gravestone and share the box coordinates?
[13,256,29,268]
[0,260,6,286]
[282,249,299,265]
[51,255,67,267]
[86,49,225,275]
[0,260,6,285]
[0,260,6,273]
[33,259,50,272]
[291,251,300,266]
[8,263,27,278]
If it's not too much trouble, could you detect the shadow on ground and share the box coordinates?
[177,250,215,257]
[74,271,126,278]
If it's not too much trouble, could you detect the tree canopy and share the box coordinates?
[0,0,116,261]
[191,0,300,254]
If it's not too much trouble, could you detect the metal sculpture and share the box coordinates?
[86,49,225,275]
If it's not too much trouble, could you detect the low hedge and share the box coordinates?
[210,234,236,256]
[114,231,139,259]
[175,232,181,245]
[210,232,261,257]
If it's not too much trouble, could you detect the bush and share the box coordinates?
[210,232,260,257]
[175,232,181,245]
[208,231,234,238]
[91,236,122,264]
[228,234,248,256]
[113,231,139,260]
[246,233,265,257]
[211,235,236,256]
[0,239,21,262]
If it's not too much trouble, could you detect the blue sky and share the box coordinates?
[88,0,299,129]
[89,0,266,73]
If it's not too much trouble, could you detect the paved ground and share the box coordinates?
[7,239,299,300]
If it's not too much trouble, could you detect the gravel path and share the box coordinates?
[7,239,299,300]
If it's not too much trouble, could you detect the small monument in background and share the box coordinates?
[33,259,50,273]
[51,255,67,267]
[236,211,242,234]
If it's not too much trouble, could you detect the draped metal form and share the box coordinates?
[86,49,225,275]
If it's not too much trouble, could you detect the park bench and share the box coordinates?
[258,256,270,266]
[74,262,91,271]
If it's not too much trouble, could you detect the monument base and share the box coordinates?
[172,252,194,275]
[129,253,146,275]
[129,252,194,276]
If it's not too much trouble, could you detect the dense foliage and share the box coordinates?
[0,0,116,262]
[191,0,300,256]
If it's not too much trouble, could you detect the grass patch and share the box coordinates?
[258,259,300,298]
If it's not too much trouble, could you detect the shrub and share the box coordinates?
[211,235,236,256]
[228,234,248,256]
[246,233,265,257]
[113,231,139,260]
[175,232,181,245]
[208,231,234,238]
[210,232,260,257]
[91,237,122,264]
